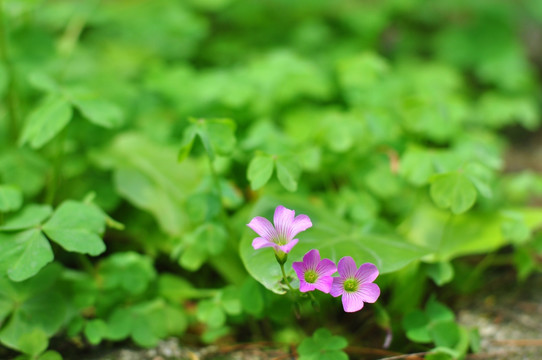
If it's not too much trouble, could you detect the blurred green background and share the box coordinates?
[1,0,542,359]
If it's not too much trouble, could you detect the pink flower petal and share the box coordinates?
[299,280,316,292]
[358,282,380,303]
[252,237,274,250]
[342,291,365,312]
[292,261,307,280]
[247,216,276,240]
[355,263,379,284]
[289,214,312,239]
[337,256,357,278]
[273,206,295,239]
[303,249,320,269]
[330,277,344,297]
[316,258,337,276]
[314,276,333,293]
[278,238,298,253]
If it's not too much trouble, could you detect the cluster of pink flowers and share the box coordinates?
[247,205,380,313]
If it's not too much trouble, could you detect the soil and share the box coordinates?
[457,270,542,360]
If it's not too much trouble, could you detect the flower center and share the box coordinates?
[304,270,318,284]
[343,278,359,292]
[275,235,288,246]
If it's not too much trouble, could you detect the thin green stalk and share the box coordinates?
[0,0,19,143]
[279,261,296,292]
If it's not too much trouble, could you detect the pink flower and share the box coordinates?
[330,257,380,312]
[247,205,312,254]
[292,249,337,293]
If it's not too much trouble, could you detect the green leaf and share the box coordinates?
[514,246,536,280]
[400,203,542,261]
[0,149,48,197]
[241,197,429,293]
[463,162,494,198]
[106,308,133,341]
[425,351,455,360]
[99,252,156,295]
[298,328,348,360]
[11,327,48,356]
[129,300,169,348]
[430,171,477,214]
[19,291,68,336]
[247,154,274,190]
[72,98,124,128]
[42,200,106,256]
[424,261,454,286]
[469,328,481,353]
[178,241,207,271]
[400,147,435,186]
[197,300,226,329]
[240,278,265,316]
[103,133,200,236]
[27,72,59,93]
[84,319,108,345]
[425,298,455,323]
[276,156,301,192]
[162,304,188,336]
[0,63,6,96]
[0,285,67,354]
[158,274,209,302]
[429,320,460,349]
[201,326,230,344]
[173,222,228,267]
[19,94,73,149]
[37,350,63,360]
[202,118,237,156]
[0,204,52,231]
[0,263,62,301]
[403,310,431,343]
[220,286,242,316]
[0,229,54,281]
[0,185,23,212]
[185,193,221,222]
[192,118,237,160]
[177,125,197,162]
[501,210,531,244]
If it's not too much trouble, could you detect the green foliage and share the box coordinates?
[297,328,348,360]
[42,200,106,255]
[0,0,541,357]
[403,298,479,359]
[430,172,477,214]
[0,201,107,282]
[0,185,23,212]
[19,94,73,149]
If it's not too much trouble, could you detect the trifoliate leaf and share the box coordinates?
[42,200,106,256]
[430,172,477,214]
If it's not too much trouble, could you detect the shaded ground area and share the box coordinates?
[457,270,542,360]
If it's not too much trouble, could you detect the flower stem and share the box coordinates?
[279,261,295,292]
